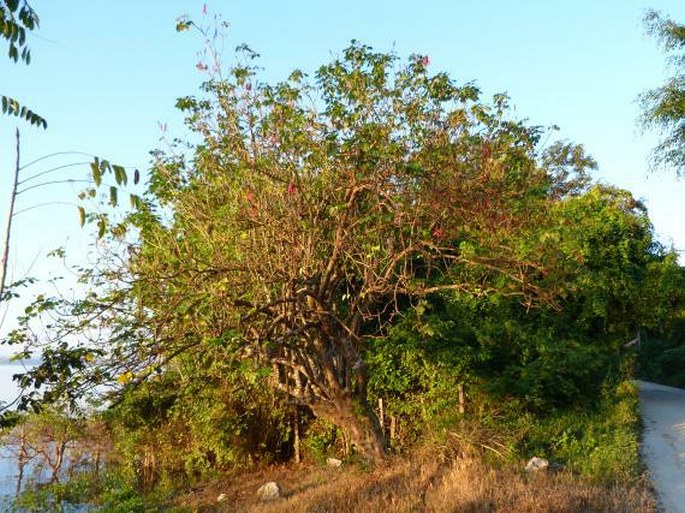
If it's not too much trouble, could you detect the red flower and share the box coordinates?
[287,182,297,194]
[432,227,443,239]
[421,56,430,67]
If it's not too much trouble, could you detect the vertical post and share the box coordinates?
[0,128,20,301]
[458,384,465,414]
[293,364,302,464]
[292,408,301,464]
[378,398,385,436]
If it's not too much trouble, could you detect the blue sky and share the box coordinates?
[1,0,684,349]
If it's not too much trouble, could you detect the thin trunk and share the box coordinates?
[50,440,67,483]
[15,459,24,496]
[292,409,301,464]
[458,384,465,414]
[15,423,26,496]
[1,128,20,301]
[343,431,350,457]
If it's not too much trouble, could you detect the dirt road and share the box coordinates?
[638,380,685,512]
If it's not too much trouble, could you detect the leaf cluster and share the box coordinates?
[640,10,685,174]
[1,0,46,128]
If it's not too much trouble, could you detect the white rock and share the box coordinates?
[217,493,228,502]
[525,456,549,472]
[326,457,343,468]
[257,481,281,501]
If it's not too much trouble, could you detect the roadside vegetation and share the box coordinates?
[1,5,684,512]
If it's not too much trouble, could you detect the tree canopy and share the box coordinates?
[4,40,681,468]
[640,9,685,174]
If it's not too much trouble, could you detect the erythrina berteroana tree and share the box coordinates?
[6,41,593,462]
[121,42,581,461]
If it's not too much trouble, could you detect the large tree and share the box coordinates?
[640,9,685,174]
[7,43,591,462]
[125,44,588,461]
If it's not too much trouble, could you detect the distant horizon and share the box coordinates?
[0,357,39,366]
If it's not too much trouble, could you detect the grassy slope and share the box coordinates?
[174,453,655,513]
[9,383,655,512]
[167,382,655,513]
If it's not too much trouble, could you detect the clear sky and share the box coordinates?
[1,0,684,351]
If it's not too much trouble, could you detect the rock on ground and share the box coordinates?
[257,481,281,501]
[525,457,549,472]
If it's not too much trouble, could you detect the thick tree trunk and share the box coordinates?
[311,391,386,463]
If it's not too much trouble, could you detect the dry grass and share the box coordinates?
[176,450,656,513]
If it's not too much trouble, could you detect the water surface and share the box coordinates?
[0,363,32,499]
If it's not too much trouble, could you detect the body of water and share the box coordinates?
[0,363,93,511]
[0,362,25,407]
[0,363,32,500]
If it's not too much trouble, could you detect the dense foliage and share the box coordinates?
[640,9,685,174]
[2,32,682,504]
[636,9,685,385]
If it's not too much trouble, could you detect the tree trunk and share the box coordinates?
[50,440,67,483]
[311,391,386,463]
[1,129,21,303]
[16,424,27,496]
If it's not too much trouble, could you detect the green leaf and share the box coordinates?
[90,160,102,187]
[109,186,118,206]
[113,164,127,186]
[77,206,86,227]
[97,217,106,238]
[175,19,192,32]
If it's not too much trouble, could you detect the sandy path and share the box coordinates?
[638,380,685,512]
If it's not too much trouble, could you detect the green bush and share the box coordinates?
[503,380,641,482]
[302,418,344,463]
